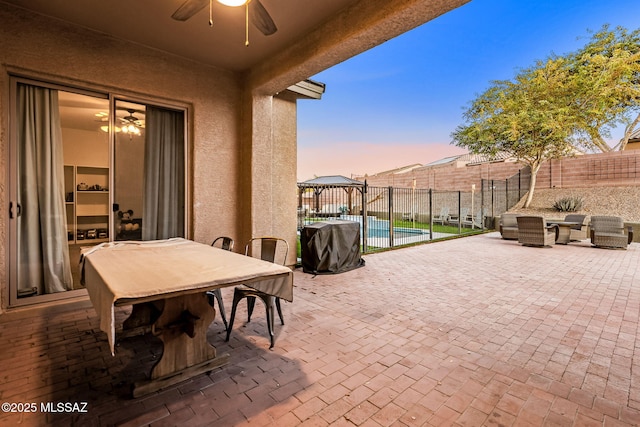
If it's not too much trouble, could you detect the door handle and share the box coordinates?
[9,201,21,218]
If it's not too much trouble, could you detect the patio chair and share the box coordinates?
[462,210,484,229]
[448,208,470,227]
[564,214,588,241]
[516,216,558,247]
[499,213,519,240]
[207,236,235,330]
[590,216,633,249]
[226,237,289,348]
[432,207,449,225]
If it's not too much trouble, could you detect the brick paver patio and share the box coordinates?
[1,232,639,426]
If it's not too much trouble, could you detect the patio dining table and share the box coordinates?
[81,237,293,397]
[546,221,581,244]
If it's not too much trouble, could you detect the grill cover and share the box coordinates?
[301,220,364,274]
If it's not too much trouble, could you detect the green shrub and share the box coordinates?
[553,196,584,212]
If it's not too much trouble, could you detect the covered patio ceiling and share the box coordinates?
[2,0,469,75]
[2,0,357,71]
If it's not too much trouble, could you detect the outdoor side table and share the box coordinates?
[547,221,581,244]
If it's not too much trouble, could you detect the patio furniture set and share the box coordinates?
[499,214,634,249]
[81,236,291,397]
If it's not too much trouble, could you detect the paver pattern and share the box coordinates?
[0,232,639,426]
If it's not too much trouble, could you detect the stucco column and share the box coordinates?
[240,92,298,266]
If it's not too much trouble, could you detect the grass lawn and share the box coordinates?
[393,219,484,235]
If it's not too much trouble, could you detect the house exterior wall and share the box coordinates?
[0,6,245,309]
[362,150,640,191]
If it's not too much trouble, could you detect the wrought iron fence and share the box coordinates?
[297,167,530,254]
[297,182,487,254]
[481,166,531,219]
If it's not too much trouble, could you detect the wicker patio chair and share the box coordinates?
[564,214,588,241]
[499,213,519,240]
[516,216,558,247]
[590,216,633,249]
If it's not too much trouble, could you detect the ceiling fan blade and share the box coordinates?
[172,0,209,21]
[250,0,277,36]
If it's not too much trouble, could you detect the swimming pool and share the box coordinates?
[335,215,430,240]
[367,227,429,239]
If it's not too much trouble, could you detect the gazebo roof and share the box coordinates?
[298,175,364,187]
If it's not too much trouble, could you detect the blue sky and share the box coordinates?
[296,0,640,181]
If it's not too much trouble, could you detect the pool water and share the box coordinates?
[368,227,428,238]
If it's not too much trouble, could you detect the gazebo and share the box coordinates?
[297,175,366,217]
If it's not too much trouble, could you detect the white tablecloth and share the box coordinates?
[81,238,293,354]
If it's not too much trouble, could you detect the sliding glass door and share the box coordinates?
[112,100,185,242]
[8,79,187,307]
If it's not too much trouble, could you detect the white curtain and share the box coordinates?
[142,106,185,240]
[17,84,73,294]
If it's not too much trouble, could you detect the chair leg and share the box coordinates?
[206,290,228,330]
[264,295,275,349]
[226,288,281,348]
[246,296,256,322]
[275,298,284,325]
[225,288,243,342]
[214,289,228,331]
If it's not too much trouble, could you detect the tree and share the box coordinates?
[564,26,640,151]
[452,25,640,208]
[451,59,576,208]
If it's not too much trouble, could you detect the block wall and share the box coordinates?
[361,150,640,191]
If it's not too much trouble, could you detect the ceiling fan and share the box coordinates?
[172,0,277,37]
[117,108,145,137]
[118,108,145,126]
[96,108,144,137]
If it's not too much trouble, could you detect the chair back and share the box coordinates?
[500,213,519,227]
[516,215,545,230]
[516,215,557,246]
[590,216,624,233]
[212,236,234,251]
[590,215,632,248]
[245,237,289,266]
[564,214,586,230]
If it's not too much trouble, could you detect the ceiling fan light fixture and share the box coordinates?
[217,0,248,6]
[121,124,141,136]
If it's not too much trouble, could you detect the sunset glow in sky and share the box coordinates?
[296,0,640,181]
